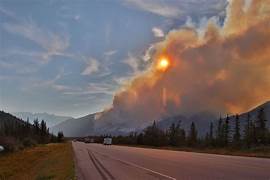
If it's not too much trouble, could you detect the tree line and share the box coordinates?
[0,111,64,151]
[111,108,270,148]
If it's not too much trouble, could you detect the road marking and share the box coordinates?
[90,150,115,180]
[92,150,176,180]
[88,150,108,180]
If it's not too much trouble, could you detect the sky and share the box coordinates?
[0,0,227,117]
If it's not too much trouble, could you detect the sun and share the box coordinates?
[157,57,170,71]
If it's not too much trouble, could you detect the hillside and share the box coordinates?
[0,111,26,135]
[13,112,72,127]
[51,114,95,137]
[0,111,61,151]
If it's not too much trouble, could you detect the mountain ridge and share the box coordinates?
[12,112,72,128]
[51,101,270,137]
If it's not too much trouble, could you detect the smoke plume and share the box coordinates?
[96,0,270,130]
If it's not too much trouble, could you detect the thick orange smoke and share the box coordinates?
[96,0,270,130]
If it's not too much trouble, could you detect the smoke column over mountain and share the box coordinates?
[96,0,270,130]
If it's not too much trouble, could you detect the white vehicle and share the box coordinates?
[103,138,112,145]
[0,145,4,152]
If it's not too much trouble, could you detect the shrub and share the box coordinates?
[0,136,20,152]
[22,138,37,147]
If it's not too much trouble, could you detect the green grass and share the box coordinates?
[0,142,75,180]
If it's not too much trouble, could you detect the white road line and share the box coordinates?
[92,150,176,180]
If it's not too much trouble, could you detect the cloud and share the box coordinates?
[124,53,140,73]
[123,0,228,19]
[63,82,117,96]
[104,50,117,56]
[81,58,100,75]
[25,68,73,93]
[0,6,17,20]
[152,27,164,37]
[123,0,183,18]
[3,19,70,63]
[124,52,151,77]
[74,15,80,21]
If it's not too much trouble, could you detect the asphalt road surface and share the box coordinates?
[72,142,270,180]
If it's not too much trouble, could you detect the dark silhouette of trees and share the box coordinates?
[244,113,252,147]
[57,131,64,142]
[188,122,197,146]
[224,115,230,146]
[168,121,185,147]
[216,116,224,146]
[233,114,241,147]
[256,108,268,144]
[98,108,270,150]
[143,121,167,146]
[209,122,214,146]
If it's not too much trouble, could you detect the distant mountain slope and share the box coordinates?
[157,101,270,136]
[157,112,217,136]
[50,101,270,137]
[51,114,95,137]
[13,112,72,127]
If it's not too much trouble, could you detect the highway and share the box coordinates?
[72,142,270,180]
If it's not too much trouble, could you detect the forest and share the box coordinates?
[104,108,270,149]
[0,111,64,152]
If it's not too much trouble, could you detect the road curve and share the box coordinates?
[72,142,270,180]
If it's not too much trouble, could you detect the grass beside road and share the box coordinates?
[0,142,75,180]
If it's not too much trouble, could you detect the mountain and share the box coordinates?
[157,101,270,137]
[50,101,270,137]
[156,112,217,136]
[51,114,95,137]
[12,112,72,127]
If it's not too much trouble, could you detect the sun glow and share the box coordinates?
[157,57,170,71]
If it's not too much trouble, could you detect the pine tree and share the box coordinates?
[33,119,40,135]
[168,122,176,146]
[233,114,241,147]
[209,122,214,146]
[57,131,64,142]
[188,122,197,146]
[168,121,184,146]
[244,113,252,148]
[256,108,267,144]
[217,116,223,146]
[224,115,230,146]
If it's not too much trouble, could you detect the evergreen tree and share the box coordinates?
[233,114,241,147]
[217,116,223,146]
[143,121,167,146]
[33,119,40,134]
[224,115,230,146]
[57,131,64,142]
[244,113,255,148]
[168,121,185,146]
[40,120,48,143]
[209,122,214,146]
[256,108,268,144]
[188,122,197,146]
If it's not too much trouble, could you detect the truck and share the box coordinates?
[103,137,112,145]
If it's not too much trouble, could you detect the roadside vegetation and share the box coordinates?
[0,142,75,180]
[98,108,270,157]
[0,111,64,152]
